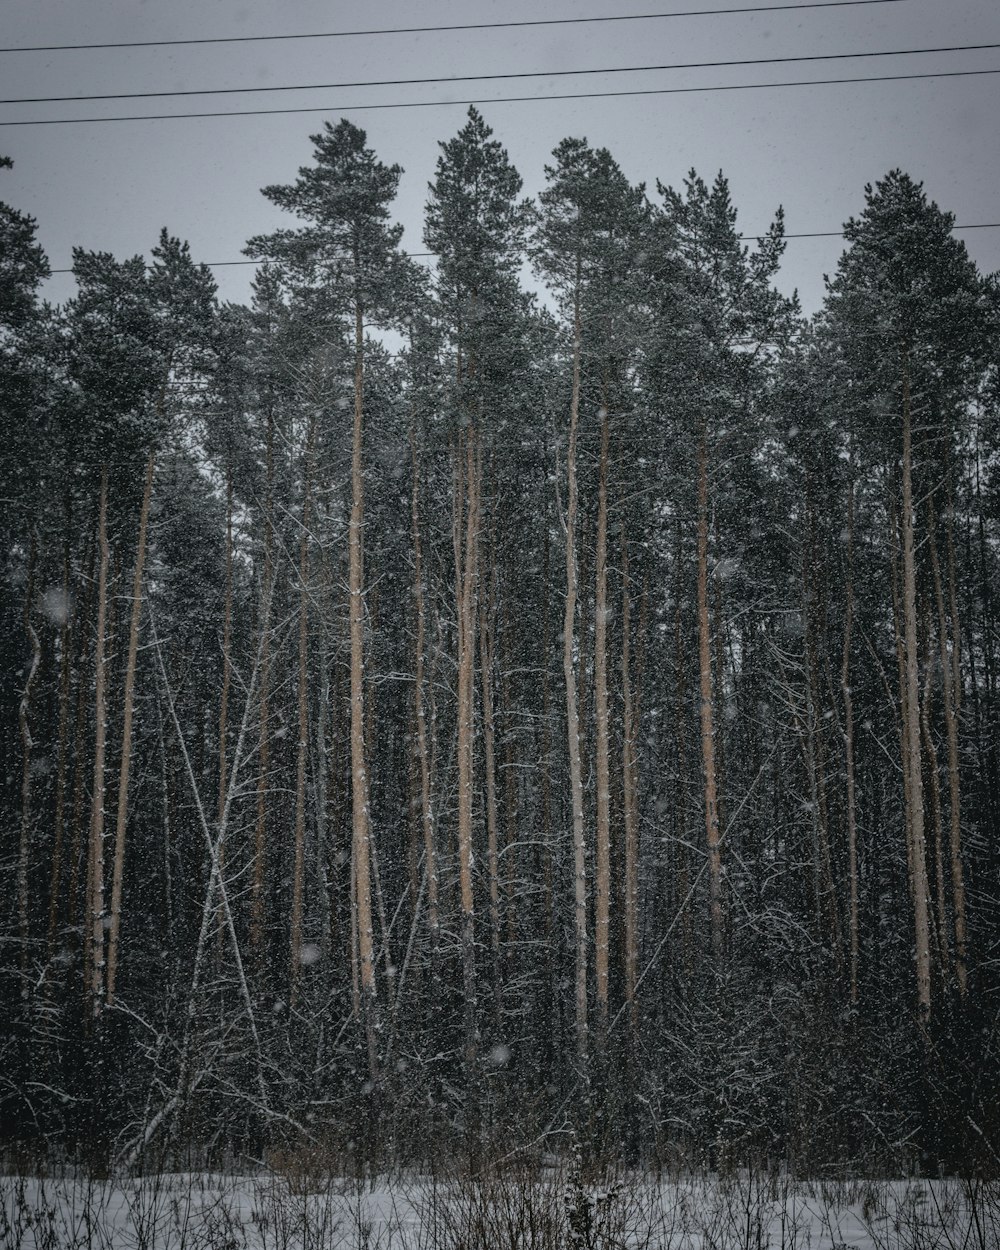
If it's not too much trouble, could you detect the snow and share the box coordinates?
[38,586,72,626]
[2,1170,993,1250]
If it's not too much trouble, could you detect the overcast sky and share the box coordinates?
[2,0,998,316]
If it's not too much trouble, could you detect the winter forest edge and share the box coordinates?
[2,106,1000,1197]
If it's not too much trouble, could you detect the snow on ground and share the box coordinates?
[1,1168,996,1249]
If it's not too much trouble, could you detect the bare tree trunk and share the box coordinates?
[500,599,520,957]
[674,521,693,979]
[621,536,639,1034]
[945,475,970,995]
[697,432,723,959]
[712,537,727,846]
[350,293,378,1079]
[576,511,593,783]
[251,413,274,956]
[149,600,273,1132]
[900,349,932,1019]
[290,413,316,1003]
[215,467,233,956]
[48,507,74,955]
[218,468,233,831]
[410,428,438,941]
[594,402,611,1042]
[540,524,557,1050]
[368,830,397,1015]
[87,466,111,1018]
[313,523,334,955]
[18,530,40,989]
[67,533,97,934]
[106,449,155,1004]
[350,829,360,1017]
[479,556,501,1010]
[803,502,839,955]
[890,494,915,895]
[842,468,860,1004]
[929,494,968,995]
[406,708,421,927]
[920,646,949,975]
[564,259,589,1069]
[454,425,481,1070]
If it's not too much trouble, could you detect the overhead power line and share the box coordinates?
[44,223,1000,274]
[0,2,916,55]
[4,66,998,126]
[5,41,996,105]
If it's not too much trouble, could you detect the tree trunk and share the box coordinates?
[479,560,501,1011]
[17,529,40,988]
[106,448,155,1004]
[803,500,839,956]
[712,534,727,846]
[290,413,316,1002]
[454,425,481,1070]
[621,536,640,1034]
[215,467,233,956]
[929,494,968,995]
[67,532,97,934]
[594,402,612,1041]
[842,468,860,1004]
[500,597,520,961]
[674,521,693,979]
[697,431,723,959]
[350,292,378,1079]
[540,522,557,1053]
[564,258,589,1069]
[944,476,969,994]
[314,524,334,955]
[410,427,438,941]
[218,467,233,831]
[890,492,915,895]
[900,349,932,1019]
[48,505,75,955]
[87,465,111,1018]
[251,412,274,957]
[919,644,949,976]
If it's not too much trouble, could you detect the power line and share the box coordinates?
[44,223,1000,275]
[4,66,999,127]
[0,2,916,55]
[6,42,996,106]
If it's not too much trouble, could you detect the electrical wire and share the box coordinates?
[44,223,1000,275]
[4,65,998,126]
[0,2,918,55]
[7,41,996,105]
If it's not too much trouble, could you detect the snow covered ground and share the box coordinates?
[1,1167,997,1249]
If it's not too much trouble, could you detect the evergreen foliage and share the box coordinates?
[1,136,999,1175]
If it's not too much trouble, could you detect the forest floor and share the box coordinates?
[2,1165,998,1249]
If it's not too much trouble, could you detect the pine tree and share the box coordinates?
[823,170,992,1015]
[106,231,216,1005]
[648,170,795,961]
[62,250,164,1017]
[425,106,532,1076]
[248,119,407,1080]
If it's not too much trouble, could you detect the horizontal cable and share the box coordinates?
[0,2,916,55]
[6,41,995,105]
[44,224,1000,275]
[5,65,999,126]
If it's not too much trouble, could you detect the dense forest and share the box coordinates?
[2,108,999,1176]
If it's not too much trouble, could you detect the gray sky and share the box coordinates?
[2,0,998,316]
